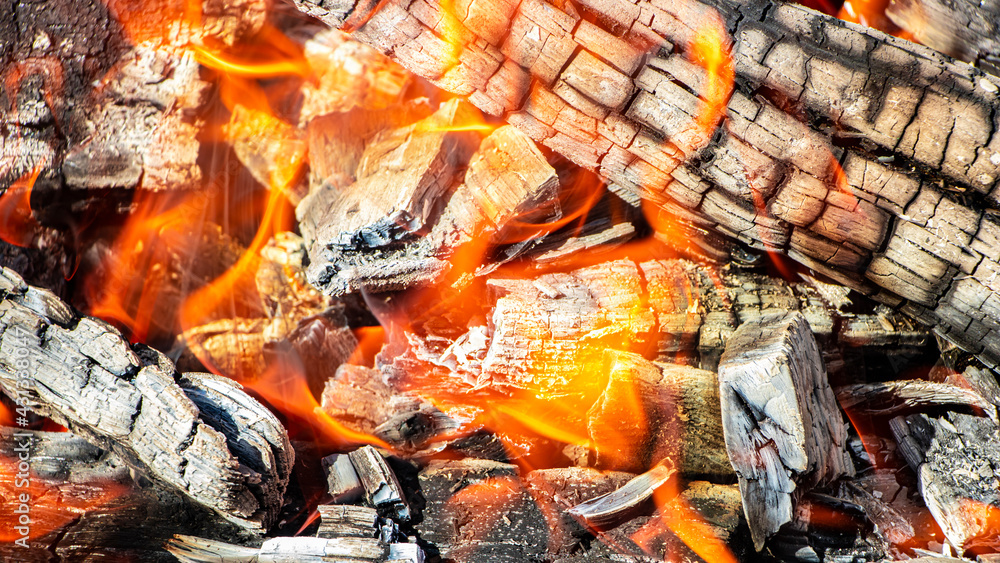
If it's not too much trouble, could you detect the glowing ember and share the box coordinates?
[0,168,42,248]
[0,451,128,544]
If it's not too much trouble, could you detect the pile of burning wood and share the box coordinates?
[3,0,1000,560]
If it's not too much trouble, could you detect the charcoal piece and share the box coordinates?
[348,445,411,522]
[567,461,676,528]
[890,412,1000,551]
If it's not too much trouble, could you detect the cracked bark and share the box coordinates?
[0,267,293,532]
[290,0,1000,375]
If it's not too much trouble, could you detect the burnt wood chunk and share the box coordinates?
[890,412,1000,551]
[0,429,248,562]
[348,445,412,522]
[0,0,211,195]
[301,107,563,296]
[286,0,1000,375]
[0,267,292,531]
[718,311,853,551]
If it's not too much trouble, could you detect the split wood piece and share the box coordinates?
[836,380,999,421]
[316,504,382,539]
[1,0,212,196]
[290,0,1000,376]
[567,460,676,527]
[890,412,1000,552]
[0,267,292,531]
[303,106,565,297]
[166,535,392,562]
[588,351,731,477]
[348,445,412,522]
[886,0,1000,72]
[718,311,854,551]
[323,453,365,503]
[0,428,256,562]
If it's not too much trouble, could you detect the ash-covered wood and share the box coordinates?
[0,267,292,531]
[0,0,212,197]
[890,411,1000,552]
[166,535,392,562]
[301,98,572,296]
[348,445,412,522]
[289,0,1000,376]
[718,311,854,551]
[316,504,380,539]
[0,428,252,562]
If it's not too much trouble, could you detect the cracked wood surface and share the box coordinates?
[718,311,854,550]
[291,0,1000,374]
[0,267,293,531]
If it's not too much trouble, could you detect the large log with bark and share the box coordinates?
[0,267,293,531]
[289,0,1000,376]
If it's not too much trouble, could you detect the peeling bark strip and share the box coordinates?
[291,0,1000,372]
[718,311,853,551]
[0,267,293,531]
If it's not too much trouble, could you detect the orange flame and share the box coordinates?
[0,167,42,248]
[688,16,735,138]
[632,486,739,563]
[0,449,129,543]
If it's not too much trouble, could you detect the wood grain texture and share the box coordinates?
[718,311,853,550]
[0,267,292,531]
[290,0,1000,375]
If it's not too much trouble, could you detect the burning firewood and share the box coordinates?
[0,429,253,561]
[287,0,1000,378]
[0,267,293,531]
[718,311,854,551]
[886,0,1000,72]
[1,0,212,196]
[890,411,1000,552]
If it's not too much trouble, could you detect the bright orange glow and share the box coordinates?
[688,15,735,142]
[84,192,217,343]
[0,452,129,543]
[0,404,13,427]
[246,362,390,449]
[631,484,739,563]
[0,167,42,248]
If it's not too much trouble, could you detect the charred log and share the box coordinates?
[0,267,293,531]
[288,0,1000,376]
